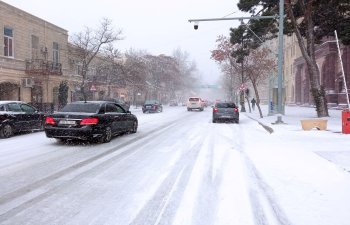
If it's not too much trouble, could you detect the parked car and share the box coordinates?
[44,101,138,143]
[0,101,45,138]
[212,102,239,123]
[142,100,163,113]
[187,97,204,111]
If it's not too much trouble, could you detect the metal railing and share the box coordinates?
[25,59,62,75]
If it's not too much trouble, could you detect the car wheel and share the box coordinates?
[212,119,216,123]
[98,126,112,143]
[130,120,138,133]
[0,124,13,138]
[104,126,112,143]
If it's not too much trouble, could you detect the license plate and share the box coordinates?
[59,120,76,125]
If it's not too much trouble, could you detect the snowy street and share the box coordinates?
[0,105,350,225]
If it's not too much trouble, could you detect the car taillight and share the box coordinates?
[234,108,238,112]
[213,108,218,113]
[80,117,99,125]
[45,116,56,125]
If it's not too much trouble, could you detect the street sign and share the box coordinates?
[239,83,246,91]
[90,85,96,91]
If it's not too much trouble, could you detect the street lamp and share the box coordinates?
[136,92,141,108]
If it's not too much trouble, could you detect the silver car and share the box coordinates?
[212,102,239,123]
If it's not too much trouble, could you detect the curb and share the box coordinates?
[246,115,274,134]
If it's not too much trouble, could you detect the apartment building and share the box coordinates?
[0,1,79,112]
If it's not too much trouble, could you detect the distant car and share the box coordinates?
[44,101,138,143]
[212,102,239,123]
[187,97,204,111]
[142,100,163,113]
[0,101,45,138]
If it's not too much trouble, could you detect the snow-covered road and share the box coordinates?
[0,106,350,225]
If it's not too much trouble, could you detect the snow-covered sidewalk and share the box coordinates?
[245,104,350,170]
[239,104,350,225]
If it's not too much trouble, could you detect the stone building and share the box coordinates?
[294,39,350,108]
[0,1,77,112]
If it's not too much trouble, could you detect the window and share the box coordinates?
[106,103,118,113]
[8,103,21,112]
[31,35,39,59]
[20,104,36,113]
[76,63,82,75]
[116,105,125,113]
[53,42,59,64]
[4,27,14,57]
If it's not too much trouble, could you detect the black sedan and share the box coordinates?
[44,101,138,143]
[142,100,163,113]
[212,102,239,123]
[0,101,45,138]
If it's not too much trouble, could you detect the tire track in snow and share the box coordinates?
[230,117,293,225]
[129,119,210,225]
[0,113,199,222]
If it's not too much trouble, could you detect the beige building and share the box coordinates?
[0,1,77,112]
[283,34,302,105]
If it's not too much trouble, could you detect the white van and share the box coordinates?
[187,97,204,111]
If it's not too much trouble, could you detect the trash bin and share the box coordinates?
[342,109,350,134]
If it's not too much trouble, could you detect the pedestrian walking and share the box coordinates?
[251,98,256,111]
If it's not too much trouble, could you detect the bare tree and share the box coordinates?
[96,44,125,99]
[172,48,198,102]
[211,36,248,104]
[123,49,149,105]
[245,48,276,118]
[69,18,123,101]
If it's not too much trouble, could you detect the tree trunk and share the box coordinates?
[286,1,329,117]
[252,81,263,118]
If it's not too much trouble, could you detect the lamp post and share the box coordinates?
[274,0,285,124]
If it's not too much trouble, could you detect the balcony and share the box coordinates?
[25,59,62,75]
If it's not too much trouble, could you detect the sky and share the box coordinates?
[1,104,350,224]
[3,0,246,84]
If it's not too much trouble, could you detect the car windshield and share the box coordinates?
[60,103,100,113]
[216,103,236,108]
[189,98,199,101]
[144,100,158,104]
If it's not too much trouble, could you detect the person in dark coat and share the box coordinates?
[251,98,256,110]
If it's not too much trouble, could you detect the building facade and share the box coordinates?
[0,1,76,112]
[294,39,350,108]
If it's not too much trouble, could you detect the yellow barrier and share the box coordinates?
[300,119,328,131]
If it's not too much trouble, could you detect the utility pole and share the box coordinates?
[274,0,285,124]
